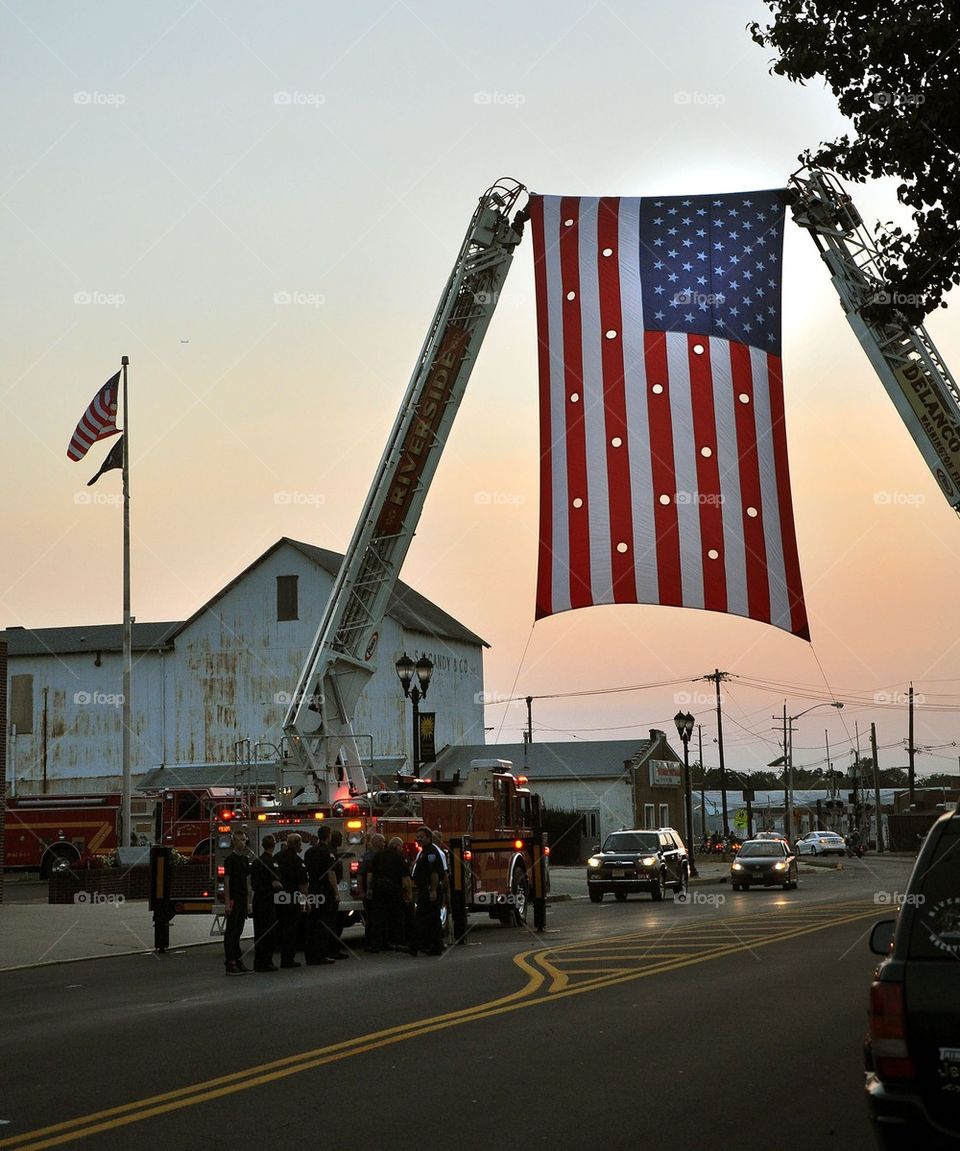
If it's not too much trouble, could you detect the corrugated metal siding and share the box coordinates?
[5,542,484,792]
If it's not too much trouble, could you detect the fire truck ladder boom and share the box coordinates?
[282,178,528,801]
[789,168,960,511]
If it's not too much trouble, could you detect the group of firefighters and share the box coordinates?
[221,824,446,974]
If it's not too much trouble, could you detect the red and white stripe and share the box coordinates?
[67,371,121,461]
[530,195,808,639]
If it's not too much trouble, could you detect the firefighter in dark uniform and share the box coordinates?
[276,833,308,968]
[410,826,445,956]
[223,831,251,975]
[250,834,282,972]
[303,824,339,964]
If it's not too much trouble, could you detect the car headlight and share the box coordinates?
[773,861,787,871]
[641,855,657,867]
[731,862,743,871]
[588,857,602,869]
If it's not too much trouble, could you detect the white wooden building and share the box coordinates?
[3,538,486,795]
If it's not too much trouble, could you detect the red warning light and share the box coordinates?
[516,775,528,786]
[514,839,524,850]
[217,866,225,877]
[221,809,234,821]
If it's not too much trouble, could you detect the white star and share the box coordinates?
[684,311,695,322]
[654,284,665,295]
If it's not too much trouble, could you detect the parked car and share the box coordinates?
[865,805,960,1149]
[796,830,847,856]
[730,839,799,891]
[586,828,689,903]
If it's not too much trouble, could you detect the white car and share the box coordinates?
[795,831,846,856]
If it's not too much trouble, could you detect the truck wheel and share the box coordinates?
[589,889,603,903]
[41,845,78,880]
[502,866,528,926]
[614,891,628,902]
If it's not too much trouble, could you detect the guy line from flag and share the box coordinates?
[529,190,809,640]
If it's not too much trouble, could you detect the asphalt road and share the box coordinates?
[0,856,914,1151]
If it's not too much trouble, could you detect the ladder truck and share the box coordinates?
[218,179,547,932]
[281,177,528,803]
[788,168,960,510]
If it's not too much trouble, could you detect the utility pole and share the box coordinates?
[526,696,533,746]
[908,683,916,806]
[698,723,706,843]
[871,722,884,853]
[782,701,790,840]
[703,670,731,836]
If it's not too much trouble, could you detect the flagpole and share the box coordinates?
[121,355,132,846]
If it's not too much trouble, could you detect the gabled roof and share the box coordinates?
[167,537,486,648]
[3,537,486,657]
[2,621,180,657]
[432,737,672,781]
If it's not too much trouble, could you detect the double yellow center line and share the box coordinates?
[1,900,879,1149]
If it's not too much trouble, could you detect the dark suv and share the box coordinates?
[586,828,688,903]
[866,806,960,1149]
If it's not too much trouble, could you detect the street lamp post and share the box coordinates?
[674,710,698,877]
[782,700,844,843]
[395,652,434,772]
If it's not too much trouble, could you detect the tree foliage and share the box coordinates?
[750,1,960,322]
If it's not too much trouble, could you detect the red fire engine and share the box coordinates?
[216,182,547,936]
[4,786,251,876]
[214,760,545,929]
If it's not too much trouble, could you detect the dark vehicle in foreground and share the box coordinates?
[586,828,688,903]
[730,838,799,891]
[866,806,960,1149]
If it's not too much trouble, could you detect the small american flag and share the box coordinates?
[530,190,808,639]
[67,371,121,461]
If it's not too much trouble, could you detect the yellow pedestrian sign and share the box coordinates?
[733,809,748,831]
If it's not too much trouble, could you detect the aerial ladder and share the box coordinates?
[788,168,960,510]
[281,179,528,804]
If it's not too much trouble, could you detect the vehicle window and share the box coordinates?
[176,793,202,822]
[739,842,779,858]
[602,832,658,852]
[906,822,960,959]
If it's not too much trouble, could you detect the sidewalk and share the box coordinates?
[0,897,242,972]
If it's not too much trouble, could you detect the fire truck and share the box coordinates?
[209,178,547,936]
[4,786,250,876]
[214,759,544,928]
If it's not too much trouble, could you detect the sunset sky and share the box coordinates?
[3,1,959,781]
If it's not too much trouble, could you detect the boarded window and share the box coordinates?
[11,674,33,734]
[276,575,299,622]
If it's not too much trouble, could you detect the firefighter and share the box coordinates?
[276,833,308,968]
[223,831,251,976]
[250,834,282,972]
[303,825,339,964]
[363,834,389,952]
[410,826,444,957]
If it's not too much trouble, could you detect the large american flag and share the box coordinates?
[67,371,121,461]
[530,190,808,639]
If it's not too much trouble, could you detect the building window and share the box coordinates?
[11,674,34,734]
[659,803,670,828]
[643,803,655,827]
[276,575,298,621]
